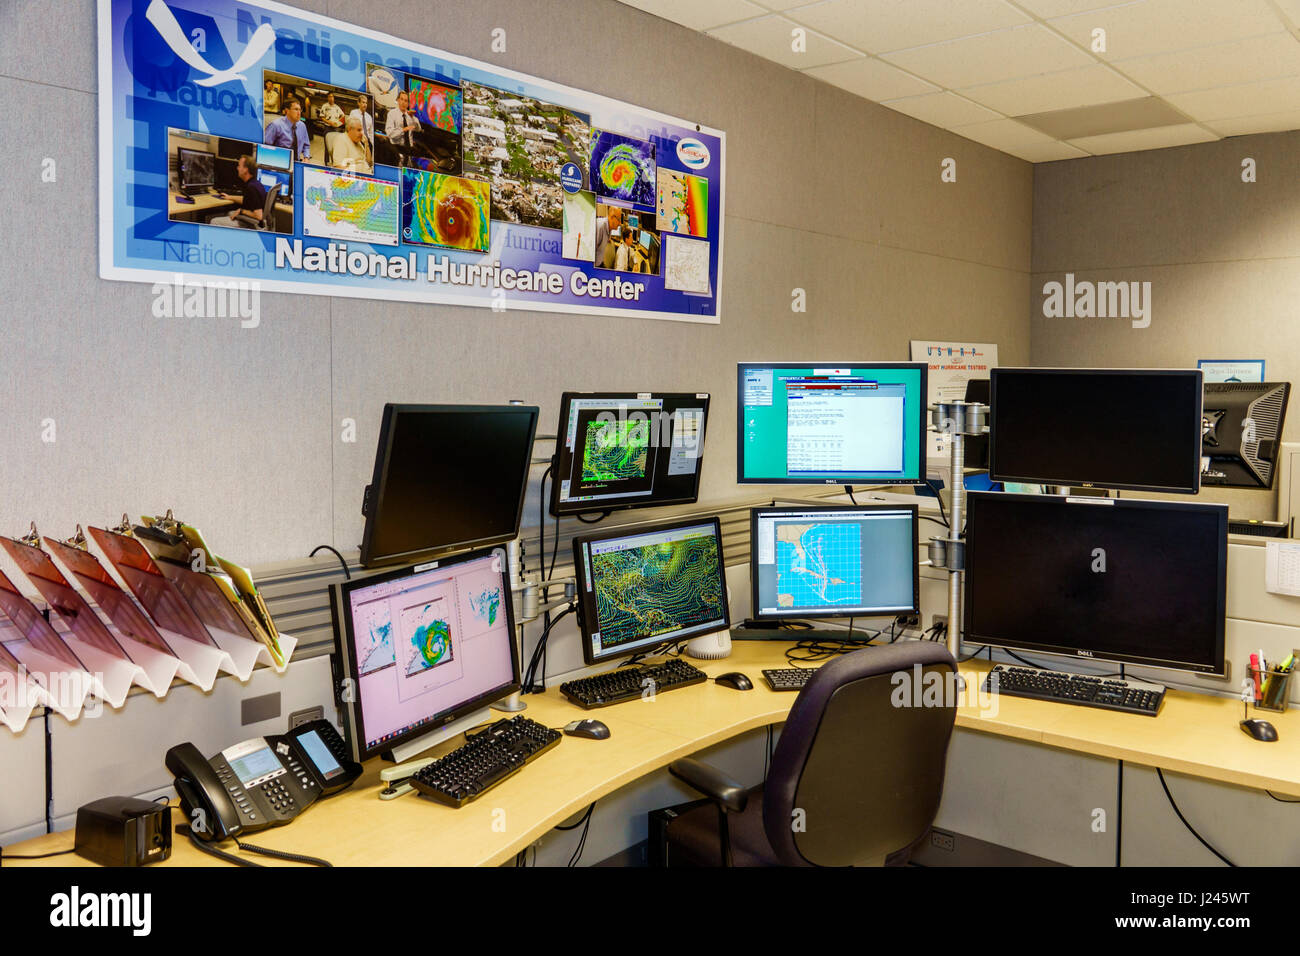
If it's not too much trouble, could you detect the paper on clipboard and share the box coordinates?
[0,569,99,719]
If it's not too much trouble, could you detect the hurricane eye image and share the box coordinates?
[401,168,491,252]
[591,534,722,647]
[582,417,650,482]
[591,131,656,209]
[401,601,454,676]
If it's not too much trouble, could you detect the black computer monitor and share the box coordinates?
[1201,382,1291,489]
[329,546,519,762]
[964,379,991,470]
[573,516,730,665]
[989,368,1203,493]
[550,391,709,516]
[177,147,215,193]
[964,492,1227,675]
[360,404,539,568]
[737,362,927,485]
[750,505,918,622]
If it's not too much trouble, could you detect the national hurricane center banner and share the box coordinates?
[98,0,726,322]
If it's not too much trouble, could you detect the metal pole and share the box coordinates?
[947,429,964,659]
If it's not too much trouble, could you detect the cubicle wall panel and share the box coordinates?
[0,725,51,847]
[935,729,1118,866]
[1121,765,1300,867]
[44,656,335,832]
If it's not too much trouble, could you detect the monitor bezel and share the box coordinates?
[549,391,711,517]
[359,403,539,569]
[328,545,521,763]
[962,491,1228,676]
[748,503,920,622]
[988,367,1205,494]
[735,361,929,486]
[572,514,731,665]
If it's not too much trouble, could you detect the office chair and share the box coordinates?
[237,182,281,231]
[665,642,957,867]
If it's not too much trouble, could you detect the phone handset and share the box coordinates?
[165,742,247,841]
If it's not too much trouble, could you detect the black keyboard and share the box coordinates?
[762,667,818,691]
[560,659,707,709]
[982,664,1165,716]
[409,717,561,808]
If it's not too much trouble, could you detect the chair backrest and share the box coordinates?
[761,642,957,866]
[260,183,282,229]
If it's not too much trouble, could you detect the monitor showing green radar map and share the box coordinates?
[551,392,710,516]
[574,517,730,664]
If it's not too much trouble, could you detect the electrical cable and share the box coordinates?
[844,485,858,505]
[235,839,333,867]
[309,545,350,579]
[575,511,609,523]
[1156,768,1236,867]
[1266,791,1300,803]
[44,707,53,833]
[0,846,75,863]
[923,480,950,528]
[555,802,596,831]
[184,829,263,867]
[565,802,596,866]
[522,604,574,693]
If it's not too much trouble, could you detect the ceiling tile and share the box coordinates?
[1066,122,1219,154]
[1205,109,1300,135]
[1001,141,1093,162]
[951,117,1059,149]
[1115,33,1300,95]
[1049,0,1287,61]
[881,23,1095,89]
[790,0,1030,55]
[1013,0,1133,16]
[1165,75,1300,121]
[617,0,768,31]
[707,13,865,68]
[881,91,1004,126]
[803,56,939,100]
[959,63,1145,114]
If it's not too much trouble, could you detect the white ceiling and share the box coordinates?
[618,0,1300,162]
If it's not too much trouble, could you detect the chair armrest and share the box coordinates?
[668,758,749,813]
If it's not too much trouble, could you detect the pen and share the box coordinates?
[1250,653,1262,702]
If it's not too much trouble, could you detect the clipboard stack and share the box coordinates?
[0,514,295,732]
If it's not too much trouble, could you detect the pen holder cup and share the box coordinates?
[1250,654,1297,713]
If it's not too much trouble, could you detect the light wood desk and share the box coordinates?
[168,192,294,225]
[10,642,1300,866]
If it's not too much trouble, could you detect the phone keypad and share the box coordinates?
[260,778,297,816]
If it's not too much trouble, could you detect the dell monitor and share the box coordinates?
[177,147,215,194]
[963,379,991,470]
[550,392,709,516]
[360,404,539,568]
[989,368,1203,493]
[329,545,519,763]
[1201,382,1291,489]
[964,492,1227,675]
[750,505,919,622]
[737,362,927,485]
[573,516,730,665]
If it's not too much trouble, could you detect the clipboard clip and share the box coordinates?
[110,513,134,537]
[146,509,184,537]
[18,522,41,548]
[62,525,89,551]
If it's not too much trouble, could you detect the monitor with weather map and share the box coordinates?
[329,546,519,762]
[750,505,918,621]
[573,517,730,664]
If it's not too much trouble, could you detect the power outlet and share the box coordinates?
[931,614,948,632]
[930,830,955,852]
[288,706,324,729]
[896,613,920,630]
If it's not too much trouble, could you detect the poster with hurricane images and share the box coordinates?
[97,0,725,323]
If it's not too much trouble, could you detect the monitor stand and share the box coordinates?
[377,705,492,799]
[730,622,878,644]
[685,627,732,660]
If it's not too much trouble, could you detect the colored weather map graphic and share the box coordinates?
[403,603,454,676]
[409,79,462,133]
[591,132,656,208]
[591,535,722,648]
[657,169,708,238]
[402,169,491,252]
[774,523,862,609]
[582,418,650,481]
[357,610,395,677]
[301,167,400,246]
[468,585,502,626]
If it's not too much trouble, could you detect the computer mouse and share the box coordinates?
[1240,718,1279,742]
[563,719,610,740]
[715,672,753,691]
